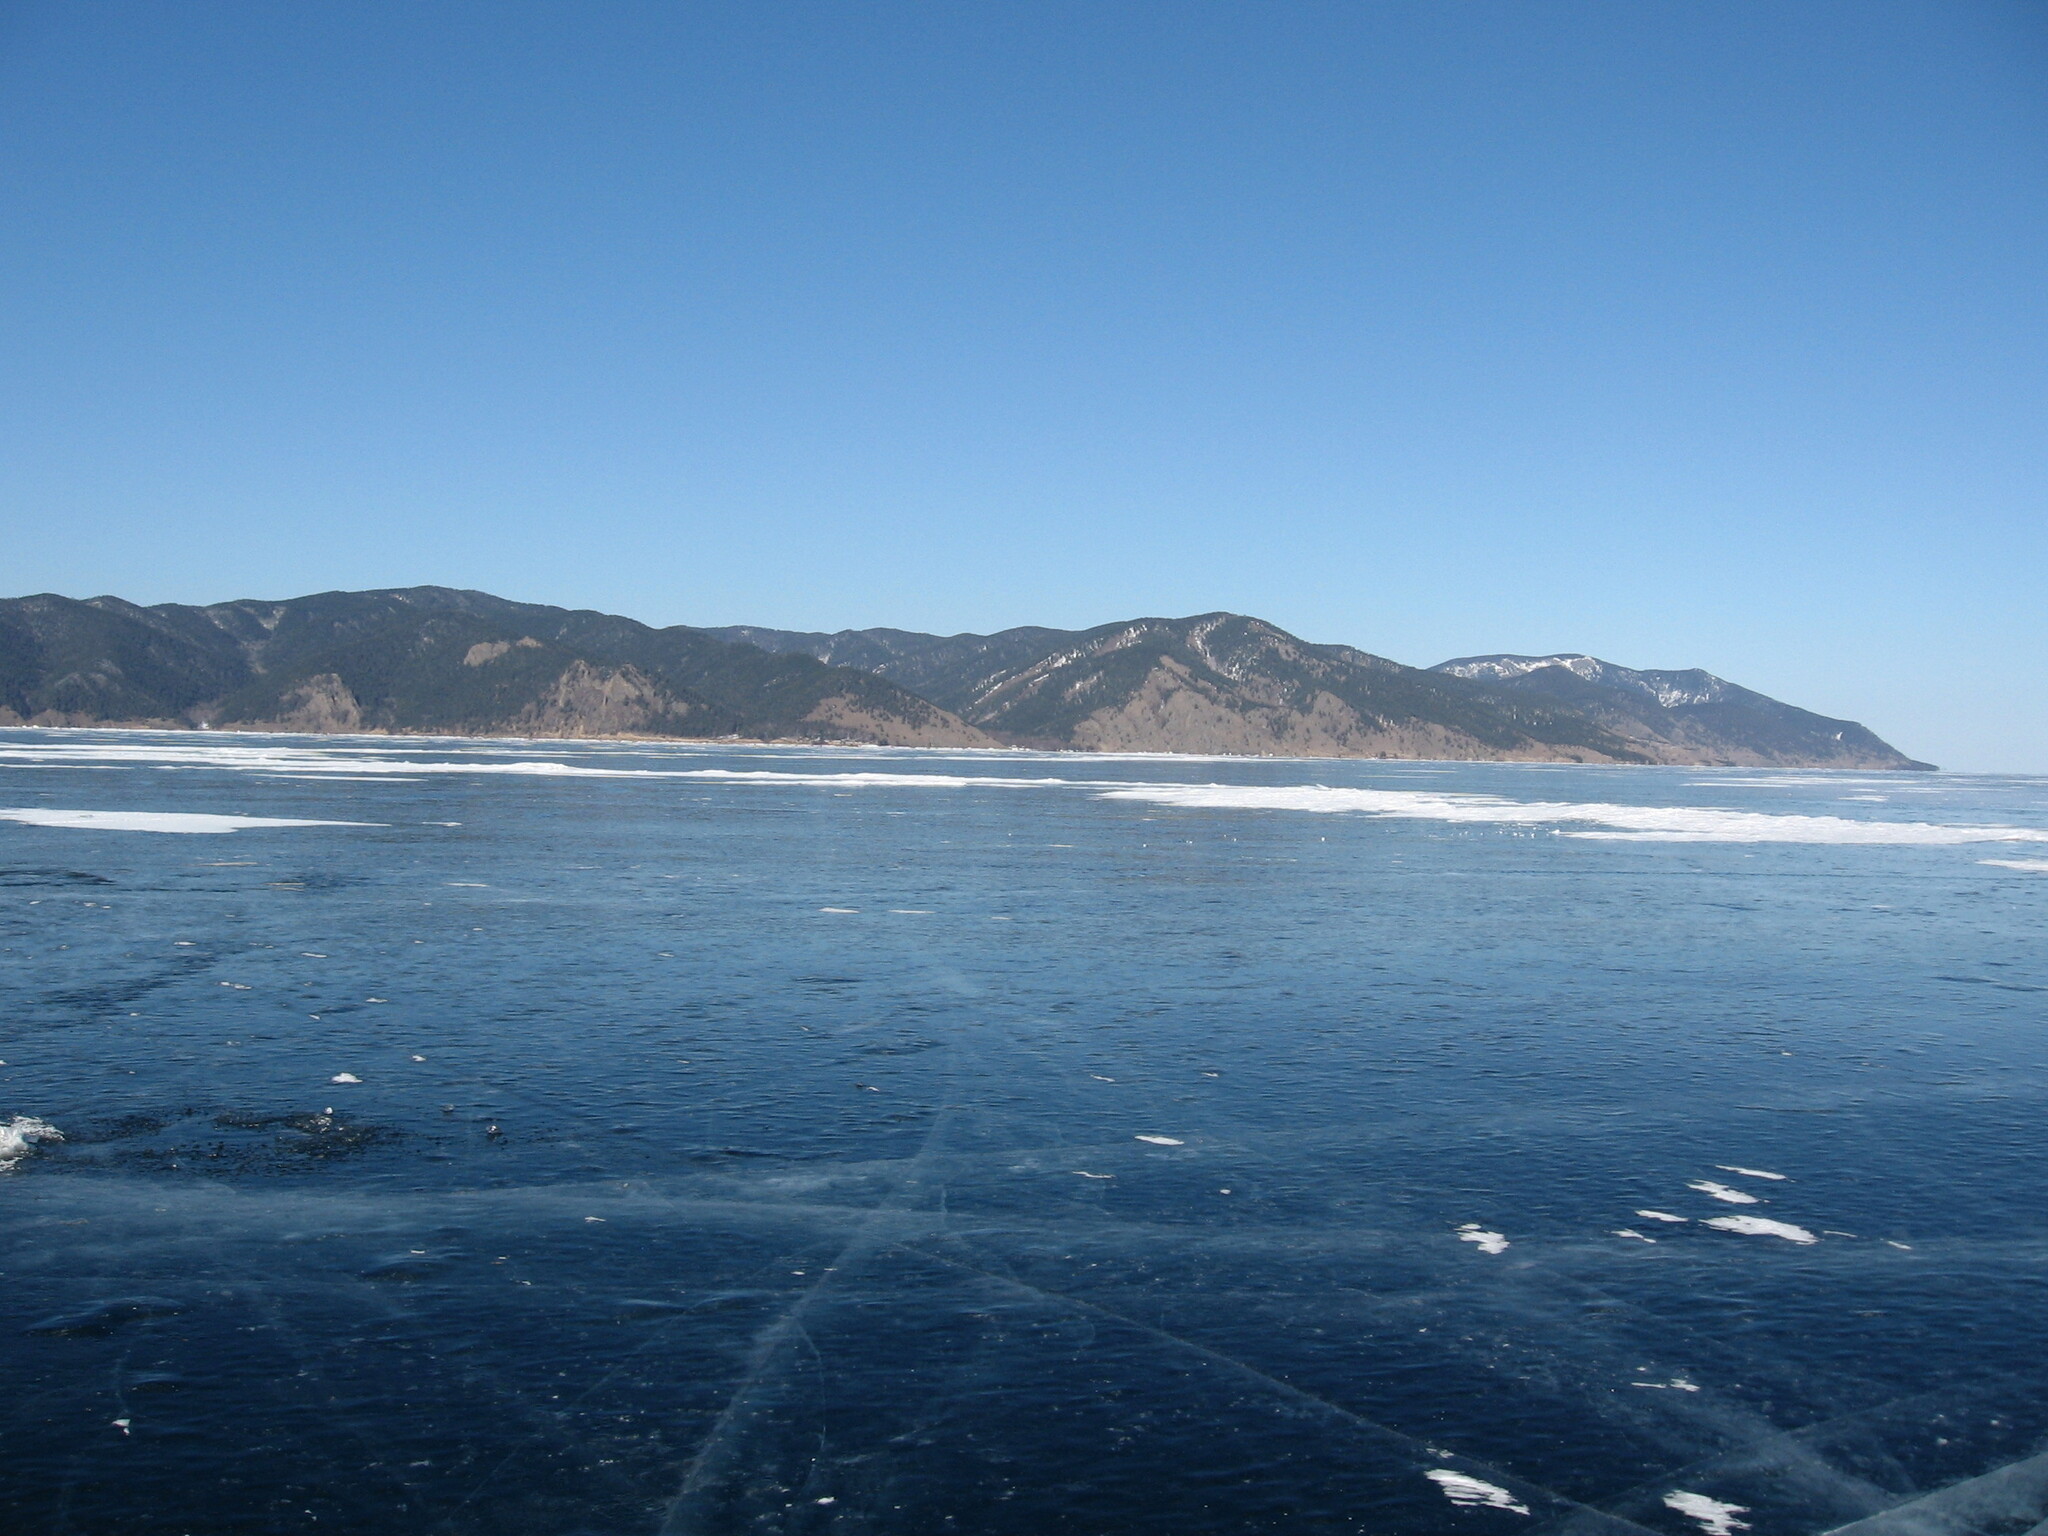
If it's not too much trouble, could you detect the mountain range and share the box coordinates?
[0,587,1932,768]
[711,615,1929,768]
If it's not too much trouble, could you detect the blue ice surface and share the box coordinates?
[1,729,2046,1534]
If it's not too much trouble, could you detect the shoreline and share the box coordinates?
[0,720,1940,772]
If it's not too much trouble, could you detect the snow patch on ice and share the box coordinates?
[1426,1470,1530,1515]
[1664,1492,1751,1535]
[0,808,377,834]
[1089,783,2048,845]
[1702,1215,1818,1244]
[0,738,1081,787]
[1689,1180,1761,1205]
[0,1115,62,1170]
[11,738,2034,850]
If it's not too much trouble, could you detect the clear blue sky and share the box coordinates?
[2,2,2042,769]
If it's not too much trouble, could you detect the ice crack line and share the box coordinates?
[657,1106,960,1536]
[900,1241,1665,1536]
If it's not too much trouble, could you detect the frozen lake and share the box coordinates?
[3,730,2046,1534]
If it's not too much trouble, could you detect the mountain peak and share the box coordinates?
[1433,653,1738,707]
[1428,653,1928,768]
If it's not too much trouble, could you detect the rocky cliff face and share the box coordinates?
[264,673,367,733]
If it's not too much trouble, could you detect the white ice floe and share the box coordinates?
[1688,1181,1761,1205]
[1425,1470,1530,1515]
[1636,1210,1688,1223]
[1089,783,2048,845]
[0,808,378,834]
[1702,1215,1818,1244]
[1134,1134,1184,1146]
[1457,1224,1510,1254]
[1715,1165,1787,1180]
[1980,859,2048,872]
[1664,1492,1751,1535]
[0,1115,62,1170]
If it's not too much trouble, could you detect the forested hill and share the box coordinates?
[0,588,1930,766]
[0,588,990,746]
[714,613,1933,767]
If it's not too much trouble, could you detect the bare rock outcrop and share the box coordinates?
[263,674,365,732]
[510,661,688,737]
[802,694,995,748]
